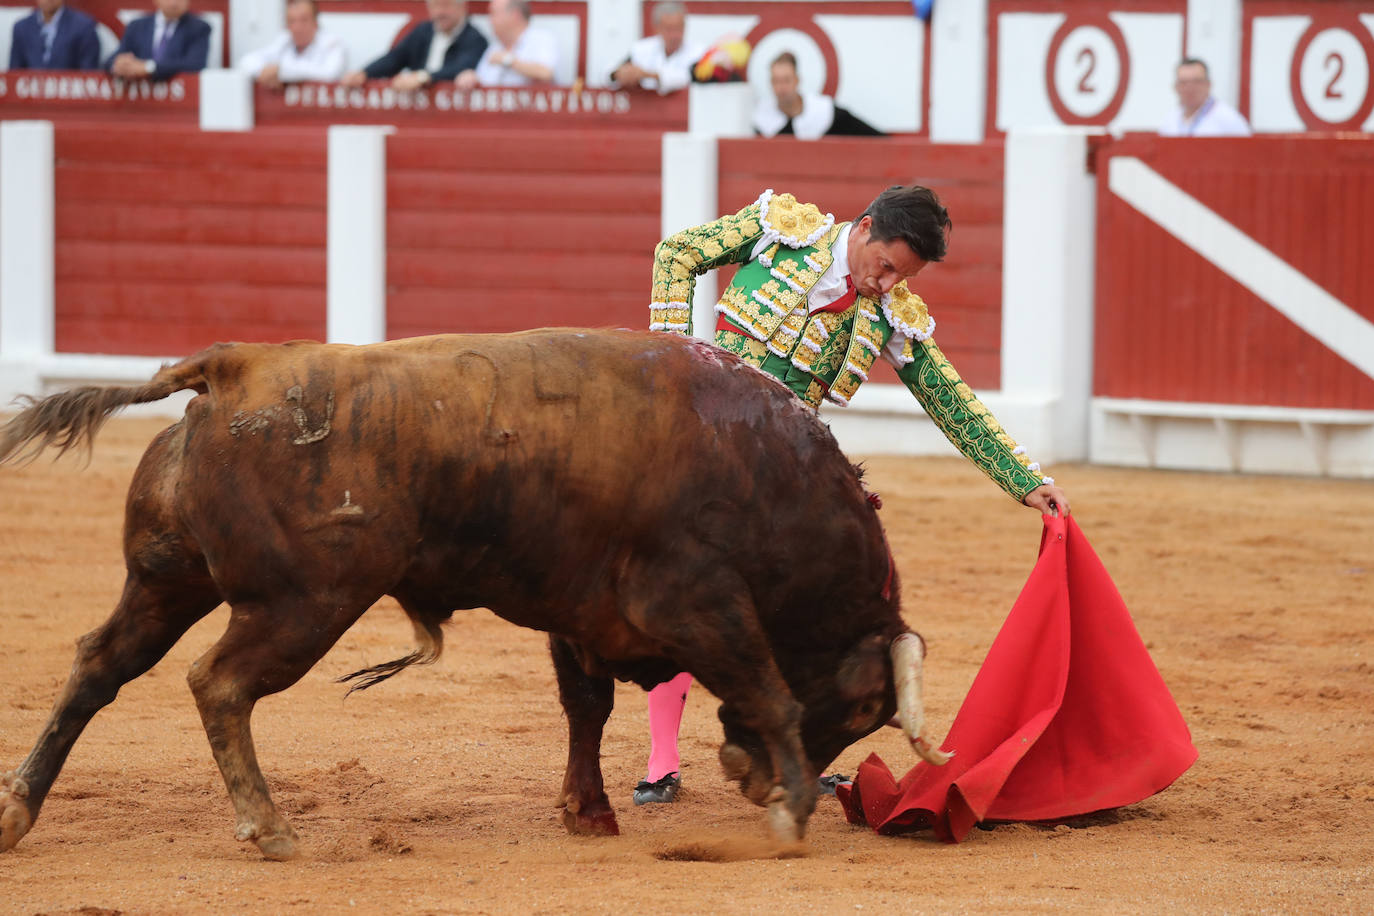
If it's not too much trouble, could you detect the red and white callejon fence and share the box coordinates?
[1091,134,1374,477]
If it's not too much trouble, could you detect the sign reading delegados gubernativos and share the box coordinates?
[0,73,192,102]
[280,84,634,115]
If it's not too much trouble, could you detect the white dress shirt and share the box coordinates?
[749,222,907,367]
[473,26,560,86]
[237,30,348,82]
[425,24,463,73]
[151,12,178,54]
[752,93,836,140]
[615,34,703,94]
[1160,97,1252,137]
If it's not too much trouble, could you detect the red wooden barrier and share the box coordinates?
[0,72,199,122]
[53,126,328,355]
[717,138,1005,389]
[1093,134,1374,409]
[384,128,662,338]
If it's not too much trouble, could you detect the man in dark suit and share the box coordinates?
[339,0,486,91]
[107,0,210,81]
[9,0,101,70]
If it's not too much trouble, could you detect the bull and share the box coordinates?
[0,329,947,860]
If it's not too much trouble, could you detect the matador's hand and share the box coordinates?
[1023,483,1071,517]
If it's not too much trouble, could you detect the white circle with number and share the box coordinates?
[1299,28,1370,124]
[1051,26,1121,119]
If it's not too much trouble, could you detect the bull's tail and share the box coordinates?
[337,617,446,697]
[0,352,215,467]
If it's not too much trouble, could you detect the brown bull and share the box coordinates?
[0,329,946,860]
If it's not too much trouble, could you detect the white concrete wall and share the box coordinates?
[0,121,54,366]
[200,68,254,130]
[327,125,392,346]
[1000,127,1099,463]
[659,132,718,338]
[1187,0,1242,107]
[587,0,640,87]
[929,0,986,142]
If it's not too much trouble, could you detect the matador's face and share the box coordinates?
[847,216,928,300]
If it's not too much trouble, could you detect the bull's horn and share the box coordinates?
[891,632,953,766]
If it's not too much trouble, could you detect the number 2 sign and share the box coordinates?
[1245,4,1374,133]
[1046,16,1130,124]
[990,3,1182,135]
[1292,22,1374,129]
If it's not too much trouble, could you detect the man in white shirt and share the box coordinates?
[1160,58,1252,137]
[470,0,559,88]
[610,0,703,94]
[237,0,346,89]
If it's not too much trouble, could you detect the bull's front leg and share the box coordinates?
[661,591,817,844]
[549,636,618,837]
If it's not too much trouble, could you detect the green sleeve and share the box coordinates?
[649,202,767,336]
[896,337,1047,502]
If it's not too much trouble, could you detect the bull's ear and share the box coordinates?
[835,634,889,700]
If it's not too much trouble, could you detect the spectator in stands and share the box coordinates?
[753,52,882,139]
[8,0,100,70]
[609,0,702,94]
[1160,58,1251,137]
[340,0,486,91]
[471,0,559,87]
[237,0,346,88]
[107,0,210,81]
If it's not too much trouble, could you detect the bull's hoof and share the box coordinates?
[720,744,774,805]
[560,798,620,837]
[236,818,300,861]
[764,785,809,844]
[255,832,300,861]
[767,799,803,844]
[0,774,34,853]
[719,743,752,781]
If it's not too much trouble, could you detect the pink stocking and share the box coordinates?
[645,672,693,782]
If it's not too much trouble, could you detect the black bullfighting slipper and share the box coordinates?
[817,774,851,796]
[632,773,681,805]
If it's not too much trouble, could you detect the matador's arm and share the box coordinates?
[649,201,767,336]
[895,338,1051,502]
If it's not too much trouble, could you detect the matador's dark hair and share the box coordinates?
[856,185,953,263]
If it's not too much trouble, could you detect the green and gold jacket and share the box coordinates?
[649,189,1050,502]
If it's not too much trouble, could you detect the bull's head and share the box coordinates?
[718,630,950,807]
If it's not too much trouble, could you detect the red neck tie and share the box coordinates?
[815,275,859,314]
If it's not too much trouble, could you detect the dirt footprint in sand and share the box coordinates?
[654,831,806,863]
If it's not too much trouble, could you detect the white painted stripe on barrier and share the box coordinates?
[1108,155,1374,381]
[660,132,718,340]
[327,125,393,345]
[0,121,55,361]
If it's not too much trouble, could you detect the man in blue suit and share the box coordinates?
[107,0,209,81]
[339,0,486,91]
[9,0,101,70]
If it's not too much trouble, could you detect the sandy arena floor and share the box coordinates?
[1,416,1371,915]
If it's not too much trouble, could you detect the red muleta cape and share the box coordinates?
[837,514,1197,842]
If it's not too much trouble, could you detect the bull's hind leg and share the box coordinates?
[0,574,221,853]
[549,636,618,836]
[186,595,373,861]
